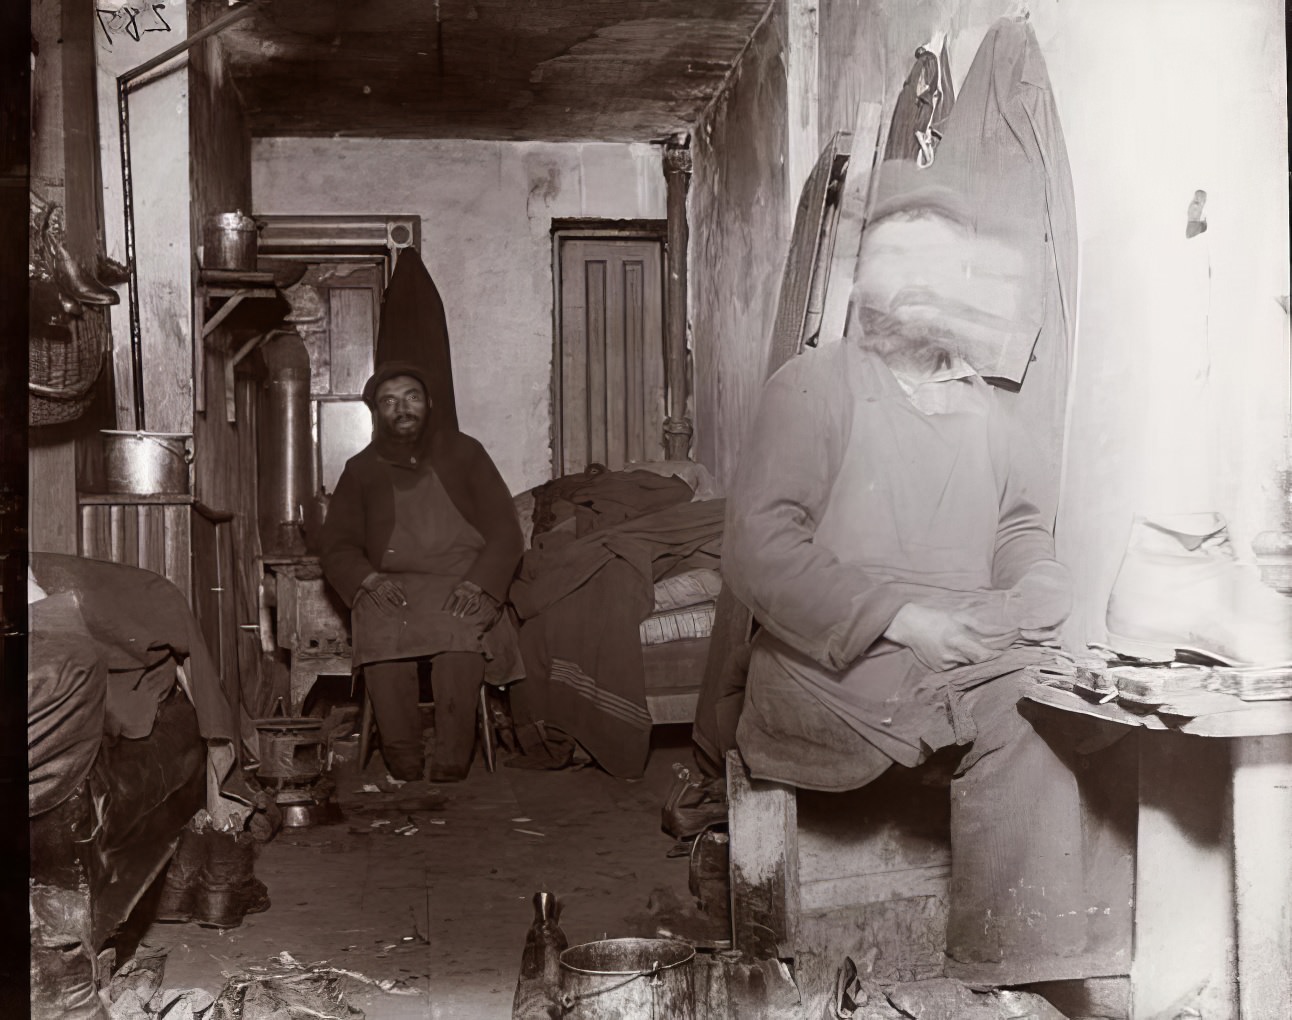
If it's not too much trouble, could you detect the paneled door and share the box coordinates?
[554,235,666,476]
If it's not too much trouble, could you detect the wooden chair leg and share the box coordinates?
[479,685,496,774]
[358,682,375,771]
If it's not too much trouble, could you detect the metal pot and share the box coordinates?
[205,210,259,271]
[101,430,192,495]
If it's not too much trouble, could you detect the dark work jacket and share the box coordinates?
[320,426,523,607]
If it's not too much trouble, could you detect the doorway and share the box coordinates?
[552,225,667,477]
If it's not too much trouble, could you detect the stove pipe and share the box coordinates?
[258,331,313,557]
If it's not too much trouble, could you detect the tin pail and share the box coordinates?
[559,937,695,1019]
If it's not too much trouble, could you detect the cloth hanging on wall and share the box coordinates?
[883,37,956,167]
[874,16,1077,525]
[375,247,458,436]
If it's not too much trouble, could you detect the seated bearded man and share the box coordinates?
[320,362,523,783]
[723,190,1110,984]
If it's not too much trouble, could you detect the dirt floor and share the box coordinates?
[140,726,701,1019]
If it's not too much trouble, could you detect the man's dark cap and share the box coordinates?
[361,361,432,409]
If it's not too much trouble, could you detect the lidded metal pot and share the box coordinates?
[205,210,259,271]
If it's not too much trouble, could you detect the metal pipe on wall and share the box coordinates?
[662,134,693,460]
[115,0,259,430]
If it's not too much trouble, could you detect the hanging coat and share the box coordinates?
[875,16,1078,525]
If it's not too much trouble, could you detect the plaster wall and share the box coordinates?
[251,138,666,494]
[688,3,792,487]
[96,0,195,433]
[817,0,1289,652]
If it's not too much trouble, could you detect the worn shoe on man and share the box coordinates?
[1105,513,1292,666]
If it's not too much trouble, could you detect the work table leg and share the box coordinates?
[1132,733,1236,1018]
[1231,734,1292,1018]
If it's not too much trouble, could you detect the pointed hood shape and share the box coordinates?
[375,246,458,437]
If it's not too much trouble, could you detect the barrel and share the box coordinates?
[559,938,695,1019]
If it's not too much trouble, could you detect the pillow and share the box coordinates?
[653,568,722,611]
[640,602,718,645]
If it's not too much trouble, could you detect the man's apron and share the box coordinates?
[350,465,521,683]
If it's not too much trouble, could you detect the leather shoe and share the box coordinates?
[1106,513,1292,666]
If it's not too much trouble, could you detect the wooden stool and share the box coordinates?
[357,682,500,775]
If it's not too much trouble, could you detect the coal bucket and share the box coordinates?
[559,937,695,1019]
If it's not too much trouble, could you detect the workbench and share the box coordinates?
[1020,682,1292,1019]
[724,675,1291,1017]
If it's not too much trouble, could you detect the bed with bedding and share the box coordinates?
[27,554,248,1020]
[506,461,725,778]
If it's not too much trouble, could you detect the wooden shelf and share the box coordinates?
[79,492,195,505]
[199,268,283,340]
[196,268,292,422]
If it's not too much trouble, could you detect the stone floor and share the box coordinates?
[140,726,699,1019]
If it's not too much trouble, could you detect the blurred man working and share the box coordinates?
[723,189,1118,985]
[321,362,523,782]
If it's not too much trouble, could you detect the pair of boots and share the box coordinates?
[154,825,270,929]
[1106,513,1292,666]
[29,194,122,319]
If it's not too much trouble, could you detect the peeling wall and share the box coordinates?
[689,2,792,487]
[97,0,194,433]
[251,138,666,494]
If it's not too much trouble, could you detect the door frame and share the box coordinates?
[550,219,668,479]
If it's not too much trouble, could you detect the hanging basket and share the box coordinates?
[29,306,109,427]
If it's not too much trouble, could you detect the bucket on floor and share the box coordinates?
[559,937,695,1019]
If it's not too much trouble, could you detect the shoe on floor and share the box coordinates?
[1106,513,1292,666]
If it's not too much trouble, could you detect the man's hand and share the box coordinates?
[885,603,1018,672]
[1006,561,1073,643]
[360,573,407,616]
[443,580,502,631]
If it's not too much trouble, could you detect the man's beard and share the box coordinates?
[376,414,426,443]
[851,306,962,376]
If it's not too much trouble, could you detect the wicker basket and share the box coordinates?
[29,305,108,427]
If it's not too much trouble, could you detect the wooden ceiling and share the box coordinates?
[221,0,771,142]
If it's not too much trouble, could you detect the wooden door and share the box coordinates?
[555,237,665,475]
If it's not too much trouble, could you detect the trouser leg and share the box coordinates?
[365,659,424,781]
[430,651,485,778]
[945,672,1089,982]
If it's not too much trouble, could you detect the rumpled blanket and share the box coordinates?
[509,499,725,777]
[29,554,241,818]
[528,465,695,540]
